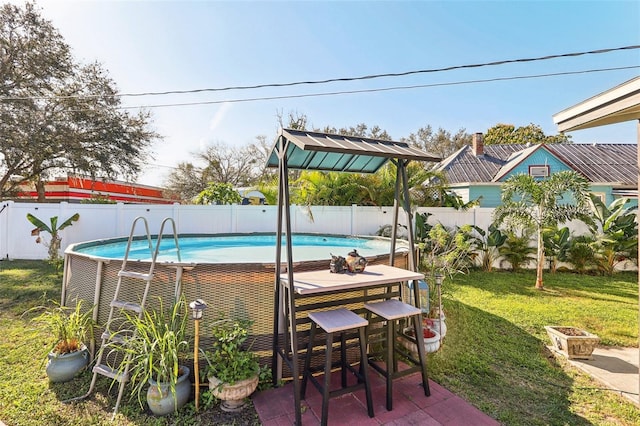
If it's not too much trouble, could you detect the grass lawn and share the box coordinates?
[434,270,640,425]
[1,260,639,425]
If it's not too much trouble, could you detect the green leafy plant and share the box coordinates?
[29,299,94,355]
[27,212,80,265]
[202,318,262,388]
[587,195,638,275]
[109,296,189,408]
[470,223,507,272]
[567,234,597,274]
[417,222,475,279]
[543,226,571,273]
[498,229,537,271]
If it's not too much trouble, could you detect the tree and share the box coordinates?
[493,171,591,289]
[164,141,265,202]
[484,123,571,145]
[194,182,242,205]
[163,162,209,201]
[0,3,159,201]
[318,123,392,140]
[402,125,472,159]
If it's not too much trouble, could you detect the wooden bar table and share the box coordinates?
[273,264,425,424]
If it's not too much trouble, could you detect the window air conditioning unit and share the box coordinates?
[529,165,549,177]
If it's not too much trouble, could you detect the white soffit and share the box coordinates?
[553,76,640,132]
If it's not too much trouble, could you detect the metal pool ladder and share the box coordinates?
[66,216,181,419]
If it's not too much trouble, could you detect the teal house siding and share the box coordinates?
[589,185,613,205]
[469,186,502,207]
[498,147,571,181]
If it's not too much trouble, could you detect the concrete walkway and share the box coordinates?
[556,346,640,406]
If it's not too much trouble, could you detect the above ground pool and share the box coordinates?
[62,232,410,371]
[69,233,400,263]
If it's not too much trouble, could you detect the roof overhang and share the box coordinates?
[553,76,640,132]
[266,128,440,173]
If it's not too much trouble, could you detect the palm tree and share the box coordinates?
[493,171,591,289]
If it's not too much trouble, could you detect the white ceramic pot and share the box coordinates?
[428,316,447,338]
[401,327,441,354]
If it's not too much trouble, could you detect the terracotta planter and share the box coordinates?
[545,326,600,360]
[209,374,259,412]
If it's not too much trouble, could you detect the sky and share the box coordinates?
[24,0,640,187]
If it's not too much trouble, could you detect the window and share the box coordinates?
[528,165,549,178]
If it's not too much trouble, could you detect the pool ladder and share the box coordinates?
[66,216,181,419]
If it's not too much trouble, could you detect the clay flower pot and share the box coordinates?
[209,374,259,411]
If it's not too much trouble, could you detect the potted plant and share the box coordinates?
[402,326,441,355]
[30,299,94,383]
[202,318,261,412]
[544,325,600,360]
[110,296,191,416]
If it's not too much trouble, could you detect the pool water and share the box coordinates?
[72,234,396,263]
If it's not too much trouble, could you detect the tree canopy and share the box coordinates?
[0,2,159,201]
[164,138,271,201]
[402,125,472,160]
[484,123,571,145]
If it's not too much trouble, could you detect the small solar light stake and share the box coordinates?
[434,274,444,343]
[189,299,207,411]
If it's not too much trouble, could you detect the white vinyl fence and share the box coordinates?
[0,200,576,261]
[0,201,495,261]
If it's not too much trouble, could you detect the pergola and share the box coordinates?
[553,75,640,404]
[266,128,440,424]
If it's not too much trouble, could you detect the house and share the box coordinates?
[16,174,178,204]
[236,187,267,205]
[434,133,637,207]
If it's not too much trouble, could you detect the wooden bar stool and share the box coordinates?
[364,299,430,411]
[301,308,374,426]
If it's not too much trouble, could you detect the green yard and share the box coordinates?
[1,260,639,425]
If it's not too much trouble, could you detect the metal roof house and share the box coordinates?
[433,133,637,207]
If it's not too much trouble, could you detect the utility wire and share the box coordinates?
[113,65,640,111]
[1,45,639,102]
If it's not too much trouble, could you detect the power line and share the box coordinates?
[118,44,640,98]
[1,45,639,102]
[113,65,640,111]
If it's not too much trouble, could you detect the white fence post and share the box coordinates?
[0,201,11,259]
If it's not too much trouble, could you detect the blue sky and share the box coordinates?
[31,1,640,187]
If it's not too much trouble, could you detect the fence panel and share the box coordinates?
[1,202,596,261]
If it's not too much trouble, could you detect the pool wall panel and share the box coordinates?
[63,250,409,378]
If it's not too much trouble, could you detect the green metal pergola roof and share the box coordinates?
[266,128,440,173]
